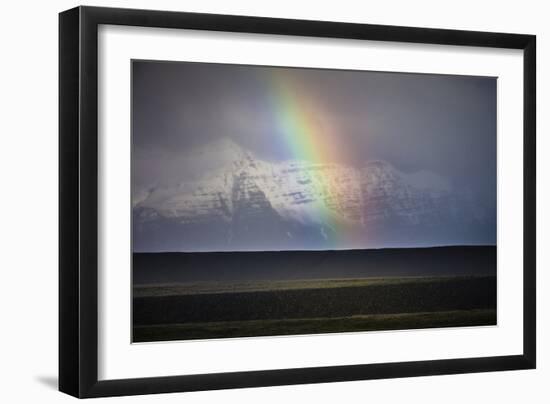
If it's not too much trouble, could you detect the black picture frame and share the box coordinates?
[59,6,536,398]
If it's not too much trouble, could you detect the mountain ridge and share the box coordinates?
[133,139,492,251]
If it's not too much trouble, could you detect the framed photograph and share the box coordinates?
[59,6,536,398]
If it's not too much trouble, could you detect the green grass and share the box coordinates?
[133,276,497,342]
[133,276,483,297]
[133,309,496,342]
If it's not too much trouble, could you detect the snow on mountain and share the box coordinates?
[133,139,488,251]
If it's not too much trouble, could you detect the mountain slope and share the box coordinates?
[133,140,491,251]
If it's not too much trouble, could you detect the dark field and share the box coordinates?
[132,246,496,342]
[133,246,496,284]
[134,309,496,341]
[133,275,496,342]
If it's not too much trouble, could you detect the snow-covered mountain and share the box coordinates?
[133,139,491,252]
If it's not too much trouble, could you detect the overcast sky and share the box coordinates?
[133,60,496,201]
[132,60,496,241]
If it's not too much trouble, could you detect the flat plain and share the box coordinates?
[133,274,496,342]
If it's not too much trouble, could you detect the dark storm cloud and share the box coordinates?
[133,60,496,188]
[132,60,496,247]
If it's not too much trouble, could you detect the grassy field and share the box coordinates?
[133,275,496,342]
[134,309,496,342]
[133,276,474,297]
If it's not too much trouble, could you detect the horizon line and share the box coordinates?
[133,244,497,254]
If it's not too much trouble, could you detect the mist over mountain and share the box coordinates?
[133,139,494,252]
[132,62,497,252]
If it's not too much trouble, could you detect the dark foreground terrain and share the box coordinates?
[132,246,496,342]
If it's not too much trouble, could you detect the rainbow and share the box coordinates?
[265,70,362,247]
